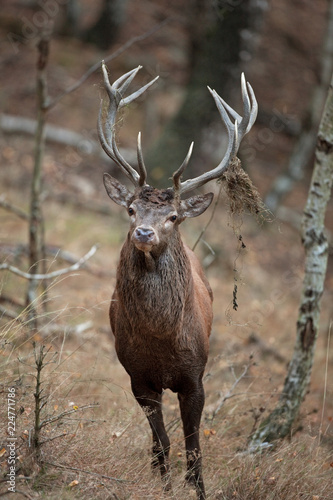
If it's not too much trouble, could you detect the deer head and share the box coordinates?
[98,63,257,254]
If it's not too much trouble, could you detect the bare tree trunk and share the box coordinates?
[248,73,333,450]
[265,0,333,212]
[81,0,127,49]
[146,0,266,184]
[27,38,49,328]
[60,0,80,37]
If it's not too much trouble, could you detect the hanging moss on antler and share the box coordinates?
[219,156,265,218]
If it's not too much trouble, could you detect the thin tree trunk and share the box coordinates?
[248,73,333,449]
[81,0,127,49]
[265,0,333,212]
[27,38,49,328]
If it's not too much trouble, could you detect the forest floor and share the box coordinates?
[0,1,332,499]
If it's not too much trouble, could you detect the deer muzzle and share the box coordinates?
[132,226,159,252]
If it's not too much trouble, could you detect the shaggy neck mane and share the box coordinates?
[116,228,192,336]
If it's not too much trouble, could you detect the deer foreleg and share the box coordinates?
[131,383,171,490]
[178,384,206,500]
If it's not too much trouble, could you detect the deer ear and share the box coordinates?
[103,173,132,207]
[179,192,214,219]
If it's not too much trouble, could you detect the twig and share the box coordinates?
[44,245,111,278]
[211,363,251,419]
[41,321,93,337]
[0,490,33,499]
[0,294,25,308]
[0,477,32,484]
[0,304,22,321]
[32,343,54,461]
[248,332,286,363]
[42,461,130,483]
[40,403,99,428]
[165,416,181,434]
[47,19,170,110]
[0,195,29,220]
[39,431,69,445]
[0,245,98,280]
[192,183,223,251]
[0,243,110,278]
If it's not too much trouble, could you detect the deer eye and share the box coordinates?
[169,215,177,222]
[128,207,135,216]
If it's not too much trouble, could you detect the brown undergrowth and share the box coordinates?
[0,143,332,498]
[0,291,332,499]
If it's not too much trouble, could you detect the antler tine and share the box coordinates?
[137,132,147,187]
[112,65,142,92]
[174,74,257,195]
[121,76,159,108]
[245,81,258,133]
[98,62,159,187]
[172,142,194,194]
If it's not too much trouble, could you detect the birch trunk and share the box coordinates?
[248,73,333,449]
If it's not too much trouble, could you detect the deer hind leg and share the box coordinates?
[131,383,171,490]
[178,382,206,500]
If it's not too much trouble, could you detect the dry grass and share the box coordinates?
[1,2,332,496]
[0,134,332,500]
[0,285,332,499]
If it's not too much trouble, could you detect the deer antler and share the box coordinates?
[172,73,258,195]
[98,62,159,187]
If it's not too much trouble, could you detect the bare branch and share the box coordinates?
[0,114,138,165]
[0,195,29,220]
[0,304,22,321]
[42,461,129,483]
[47,19,170,110]
[0,245,98,280]
[192,183,223,251]
[41,321,93,337]
[0,490,33,499]
[40,403,99,428]
[210,363,251,419]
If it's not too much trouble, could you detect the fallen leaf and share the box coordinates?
[203,429,216,437]
[0,449,6,458]
[68,480,79,488]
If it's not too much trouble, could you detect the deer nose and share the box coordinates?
[134,226,155,243]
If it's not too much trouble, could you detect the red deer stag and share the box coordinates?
[98,63,257,499]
